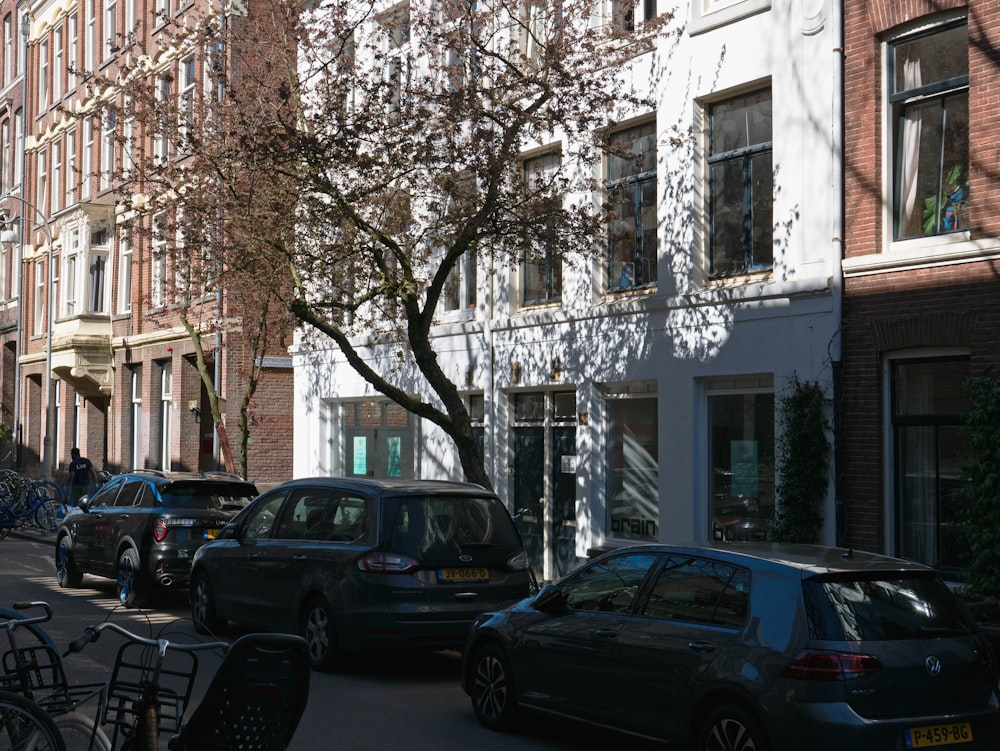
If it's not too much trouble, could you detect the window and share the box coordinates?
[130,367,142,470]
[53,25,63,101]
[154,76,170,162]
[160,360,172,470]
[611,0,658,32]
[890,21,969,240]
[522,151,562,305]
[151,212,167,307]
[13,111,20,189]
[125,0,137,46]
[156,0,172,22]
[708,88,772,275]
[104,0,117,59]
[607,121,657,290]
[606,393,658,540]
[65,130,75,207]
[520,0,554,61]
[708,388,774,541]
[82,117,93,199]
[68,14,78,91]
[100,108,115,191]
[117,229,132,313]
[562,551,659,613]
[3,16,12,84]
[122,96,135,176]
[63,227,80,317]
[178,55,195,149]
[643,556,749,628]
[378,3,410,109]
[89,224,109,313]
[34,259,45,334]
[50,140,60,213]
[1,118,9,194]
[442,247,477,312]
[892,357,971,570]
[84,0,95,71]
[35,149,46,217]
[38,39,48,109]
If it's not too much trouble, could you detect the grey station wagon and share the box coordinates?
[462,542,1000,751]
[190,477,532,670]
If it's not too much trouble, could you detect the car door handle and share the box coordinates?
[293,554,308,561]
[593,628,619,639]
[687,641,717,653]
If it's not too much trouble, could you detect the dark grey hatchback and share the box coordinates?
[462,542,1000,751]
[190,477,532,670]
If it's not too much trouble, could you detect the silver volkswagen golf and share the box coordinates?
[462,542,1000,750]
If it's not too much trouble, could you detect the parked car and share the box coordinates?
[54,470,258,607]
[462,542,1000,751]
[189,477,532,671]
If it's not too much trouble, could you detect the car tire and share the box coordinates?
[191,572,227,635]
[696,703,770,751]
[300,595,345,672]
[55,535,83,588]
[116,548,146,608]
[468,643,518,732]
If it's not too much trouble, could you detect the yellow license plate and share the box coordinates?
[204,529,219,540]
[440,567,489,582]
[906,722,973,748]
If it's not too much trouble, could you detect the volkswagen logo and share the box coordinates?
[459,554,473,563]
[925,656,942,677]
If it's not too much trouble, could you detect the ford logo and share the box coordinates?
[459,554,473,563]
[925,656,942,677]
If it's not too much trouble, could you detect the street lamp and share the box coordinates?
[1,195,55,480]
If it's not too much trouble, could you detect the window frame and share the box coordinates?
[605,120,658,292]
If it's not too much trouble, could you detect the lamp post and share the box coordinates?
[1,195,55,480]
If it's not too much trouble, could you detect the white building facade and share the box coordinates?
[293,0,842,582]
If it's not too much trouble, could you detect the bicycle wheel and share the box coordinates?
[53,711,112,751]
[0,689,66,750]
[31,482,63,504]
[31,500,62,533]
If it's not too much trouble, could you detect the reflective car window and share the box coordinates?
[240,493,287,541]
[160,481,256,510]
[278,491,372,543]
[116,481,142,508]
[381,495,522,563]
[642,556,749,627]
[561,552,659,613]
[89,478,125,509]
[803,572,975,641]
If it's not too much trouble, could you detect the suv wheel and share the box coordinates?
[55,535,83,588]
[301,596,345,672]
[116,548,146,608]
[697,703,770,751]
[191,572,227,635]
[469,643,518,731]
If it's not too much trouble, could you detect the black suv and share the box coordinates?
[54,470,258,607]
[190,477,532,670]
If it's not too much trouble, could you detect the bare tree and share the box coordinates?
[101,0,676,487]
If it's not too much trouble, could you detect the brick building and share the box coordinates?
[0,0,295,484]
[841,0,1000,573]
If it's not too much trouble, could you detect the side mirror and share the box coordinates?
[216,524,237,541]
[531,583,567,613]
[77,497,91,512]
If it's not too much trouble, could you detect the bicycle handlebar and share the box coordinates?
[0,601,53,630]
[64,621,230,657]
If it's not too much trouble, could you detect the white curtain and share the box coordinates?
[899,55,923,233]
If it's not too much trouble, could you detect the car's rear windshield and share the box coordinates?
[160,482,257,510]
[803,572,975,641]
[380,494,523,561]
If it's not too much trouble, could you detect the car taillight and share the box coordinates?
[358,552,419,573]
[507,550,529,571]
[780,649,882,680]
[152,519,168,542]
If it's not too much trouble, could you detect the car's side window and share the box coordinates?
[241,493,287,541]
[562,552,659,614]
[115,481,142,508]
[88,480,123,509]
[642,555,749,628]
[279,490,371,543]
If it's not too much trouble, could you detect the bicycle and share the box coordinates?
[0,688,66,750]
[0,602,112,751]
[0,474,67,539]
[65,619,311,751]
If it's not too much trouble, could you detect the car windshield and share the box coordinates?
[803,572,975,641]
[381,494,522,562]
[160,482,257,510]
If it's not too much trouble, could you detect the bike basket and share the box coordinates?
[101,642,198,736]
[1,644,67,694]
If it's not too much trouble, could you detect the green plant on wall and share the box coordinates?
[772,376,830,544]
[961,375,1000,601]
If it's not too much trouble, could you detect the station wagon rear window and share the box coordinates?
[160,482,257,510]
[803,572,975,641]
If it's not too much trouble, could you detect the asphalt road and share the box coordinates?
[1,531,658,751]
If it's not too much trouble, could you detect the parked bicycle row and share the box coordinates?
[0,471,68,540]
[0,600,310,751]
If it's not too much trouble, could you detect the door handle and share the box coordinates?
[687,641,717,653]
[594,628,619,639]
[293,554,308,561]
